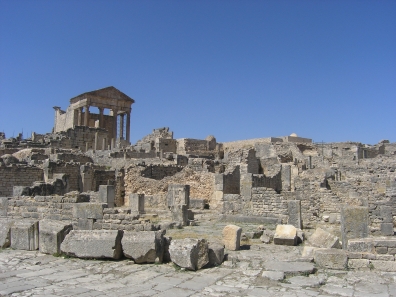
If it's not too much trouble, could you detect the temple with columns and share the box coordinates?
[53,86,134,148]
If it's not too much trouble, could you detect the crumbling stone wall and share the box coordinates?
[0,166,43,196]
[140,165,183,180]
[124,166,214,207]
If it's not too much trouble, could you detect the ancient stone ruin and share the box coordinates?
[1,86,395,275]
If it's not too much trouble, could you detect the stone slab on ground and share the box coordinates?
[169,238,209,270]
[39,220,72,255]
[10,220,39,250]
[121,230,164,263]
[261,270,285,281]
[263,261,316,276]
[222,224,242,251]
[314,248,348,270]
[288,275,324,288]
[273,224,297,246]
[60,230,123,259]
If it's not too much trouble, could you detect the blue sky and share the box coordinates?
[1,0,395,145]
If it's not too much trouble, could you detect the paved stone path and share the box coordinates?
[1,248,396,297]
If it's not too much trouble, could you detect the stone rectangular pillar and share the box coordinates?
[287,200,302,229]
[119,113,124,139]
[84,105,90,126]
[281,165,291,191]
[167,184,190,209]
[99,185,115,208]
[128,193,145,214]
[380,206,394,236]
[0,197,8,217]
[240,173,253,201]
[112,109,118,140]
[340,205,369,250]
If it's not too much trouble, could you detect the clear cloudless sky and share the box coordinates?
[0,0,395,145]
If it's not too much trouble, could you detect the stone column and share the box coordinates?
[84,105,90,126]
[126,111,131,143]
[112,109,118,140]
[77,107,83,126]
[119,113,125,140]
[98,107,104,128]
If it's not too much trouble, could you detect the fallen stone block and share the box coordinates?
[222,224,242,251]
[208,242,224,266]
[0,219,14,248]
[169,238,209,270]
[61,230,123,259]
[308,227,341,249]
[73,203,105,220]
[314,248,348,270]
[274,225,297,246]
[39,220,72,255]
[288,275,324,288]
[122,230,164,264]
[11,220,39,250]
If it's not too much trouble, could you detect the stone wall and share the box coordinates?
[140,165,183,180]
[0,166,44,196]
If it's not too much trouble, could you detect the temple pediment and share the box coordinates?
[70,86,135,104]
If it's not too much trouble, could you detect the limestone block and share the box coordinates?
[0,219,13,248]
[222,224,242,251]
[348,259,370,270]
[39,220,72,254]
[370,260,396,272]
[169,238,209,271]
[381,223,394,236]
[121,231,164,264]
[308,227,341,249]
[167,184,190,208]
[11,220,39,250]
[73,203,105,220]
[13,186,30,197]
[128,193,145,214]
[208,242,224,266]
[77,218,94,230]
[274,225,297,246]
[98,185,115,208]
[287,200,302,229]
[347,238,375,253]
[60,230,123,259]
[171,204,188,226]
[380,206,393,223]
[373,237,396,248]
[341,206,368,249]
[0,197,8,217]
[301,246,317,258]
[314,248,348,270]
[190,199,206,210]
